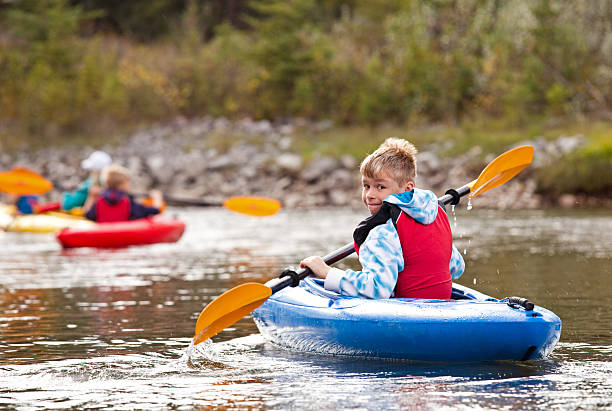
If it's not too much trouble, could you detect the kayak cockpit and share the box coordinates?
[302,277,493,303]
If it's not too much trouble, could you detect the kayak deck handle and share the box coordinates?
[506,296,535,311]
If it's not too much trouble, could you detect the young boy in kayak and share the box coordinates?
[300,138,464,299]
[62,150,112,211]
[85,164,163,222]
[6,194,60,215]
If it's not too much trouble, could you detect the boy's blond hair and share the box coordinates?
[101,164,131,189]
[360,138,418,185]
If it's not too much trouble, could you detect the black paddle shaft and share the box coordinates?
[438,183,471,207]
[51,180,221,207]
[265,183,472,294]
[133,193,222,207]
[267,242,356,293]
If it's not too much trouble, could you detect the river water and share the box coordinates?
[0,206,610,409]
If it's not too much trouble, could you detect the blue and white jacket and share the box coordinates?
[324,188,465,298]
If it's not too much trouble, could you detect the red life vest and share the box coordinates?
[95,195,131,222]
[355,205,452,299]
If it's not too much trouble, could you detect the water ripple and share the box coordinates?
[0,207,610,409]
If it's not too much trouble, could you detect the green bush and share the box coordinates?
[536,143,612,196]
[1,0,612,145]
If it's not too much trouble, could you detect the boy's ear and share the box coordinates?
[404,181,414,192]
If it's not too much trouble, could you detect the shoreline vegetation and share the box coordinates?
[0,1,610,206]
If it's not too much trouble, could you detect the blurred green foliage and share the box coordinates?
[2,0,611,135]
[537,140,612,197]
[0,0,611,198]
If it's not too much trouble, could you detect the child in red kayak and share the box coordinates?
[85,164,163,222]
[300,138,464,299]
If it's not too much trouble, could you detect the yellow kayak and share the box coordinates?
[0,204,95,233]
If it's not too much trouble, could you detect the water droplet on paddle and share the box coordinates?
[467,198,473,211]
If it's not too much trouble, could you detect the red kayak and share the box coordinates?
[56,216,186,248]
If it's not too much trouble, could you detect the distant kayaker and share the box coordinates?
[5,193,60,215]
[6,193,39,214]
[85,164,163,222]
[300,138,465,299]
[61,150,112,211]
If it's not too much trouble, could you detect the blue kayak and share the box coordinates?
[252,278,561,362]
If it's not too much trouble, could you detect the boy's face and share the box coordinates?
[362,173,413,215]
[118,179,130,192]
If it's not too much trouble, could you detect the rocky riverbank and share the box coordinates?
[0,117,600,210]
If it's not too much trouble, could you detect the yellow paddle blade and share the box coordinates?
[468,145,534,198]
[223,196,281,217]
[0,168,53,195]
[193,282,272,345]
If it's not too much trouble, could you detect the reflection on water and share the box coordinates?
[0,207,611,409]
